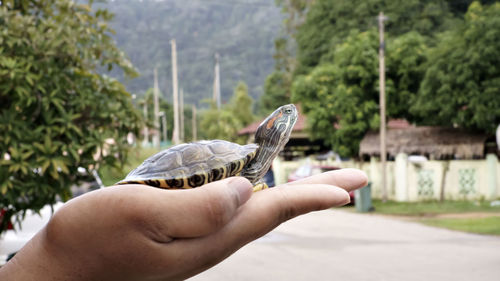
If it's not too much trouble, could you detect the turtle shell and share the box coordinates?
[117,140,258,189]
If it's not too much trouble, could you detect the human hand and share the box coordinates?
[0,168,367,281]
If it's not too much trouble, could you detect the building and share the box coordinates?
[359,125,494,160]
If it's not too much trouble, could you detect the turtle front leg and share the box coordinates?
[252,181,268,192]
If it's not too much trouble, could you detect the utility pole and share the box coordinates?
[192,104,197,141]
[152,68,160,149]
[159,111,167,144]
[142,100,149,147]
[180,88,184,142]
[171,39,180,145]
[213,53,221,108]
[378,12,388,202]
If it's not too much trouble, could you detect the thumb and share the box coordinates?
[142,177,253,239]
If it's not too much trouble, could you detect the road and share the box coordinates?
[189,209,500,281]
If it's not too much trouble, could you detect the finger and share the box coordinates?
[120,177,253,240]
[166,183,350,278]
[224,183,351,240]
[286,168,368,192]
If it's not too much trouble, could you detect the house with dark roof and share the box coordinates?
[359,124,495,160]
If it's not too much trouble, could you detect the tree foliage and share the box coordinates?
[292,29,432,156]
[230,82,255,127]
[0,0,142,232]
[292,31,380,156]
[274,0,500,157]
[200,82,255,143]
[259,70,291,114]
[294,0,454,75]
[445,0,497,15]
[411,2,500,133]
[386,31,428,120]
[260,0,452,117]
[257,0,315,115]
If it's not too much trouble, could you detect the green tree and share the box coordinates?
[265,0,454,123]
[386,31,428,120]
[292,31,380,156]
[230,82,254,127]
[200,82,255,143]
[412,2,500,133]
[292,30,429,156]
[200,102,243,143]
[259,70,291,115]
[445,0,497,15]
[0,0,142,232]
[275,0,499,157]
[259,1,313,115]
[294,0,454,75]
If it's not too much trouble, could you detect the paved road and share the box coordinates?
[189,209,500,281]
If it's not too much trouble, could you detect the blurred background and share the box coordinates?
[1,0,500,278]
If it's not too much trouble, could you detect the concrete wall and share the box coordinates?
[274,154,500,201]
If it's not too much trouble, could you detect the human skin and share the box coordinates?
[0,168,367,281]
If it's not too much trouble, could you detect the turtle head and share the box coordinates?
[255,104,298,148]
[241,104,297,183]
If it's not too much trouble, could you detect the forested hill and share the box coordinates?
[100,0,282,106]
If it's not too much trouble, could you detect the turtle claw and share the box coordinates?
[252,183,268,192]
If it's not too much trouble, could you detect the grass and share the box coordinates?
[369,199,500,236]
[99,147,161,186]
[371,199,499,216]
[421,217,500,236]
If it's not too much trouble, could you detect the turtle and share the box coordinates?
[116,104,298,192]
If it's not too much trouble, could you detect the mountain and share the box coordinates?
[101,0,283,107]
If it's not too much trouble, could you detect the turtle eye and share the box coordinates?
[284,108,293,114]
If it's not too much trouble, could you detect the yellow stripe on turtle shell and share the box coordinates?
[118,177,265,192]
[119,179,175,189]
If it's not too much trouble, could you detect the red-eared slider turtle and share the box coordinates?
[117,104,298,191]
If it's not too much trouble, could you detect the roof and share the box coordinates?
[387,119,412,129]
[239,111,411,136]
[359,126,489,159]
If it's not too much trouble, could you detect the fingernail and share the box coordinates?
[227,177,252,205]
[344,168,369,188]
[334,188,351,207]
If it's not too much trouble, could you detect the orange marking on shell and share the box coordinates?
[266,112,282,129]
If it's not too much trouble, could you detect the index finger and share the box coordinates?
[285,168,368,192]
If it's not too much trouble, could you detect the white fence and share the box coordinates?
[273,154,500,201]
